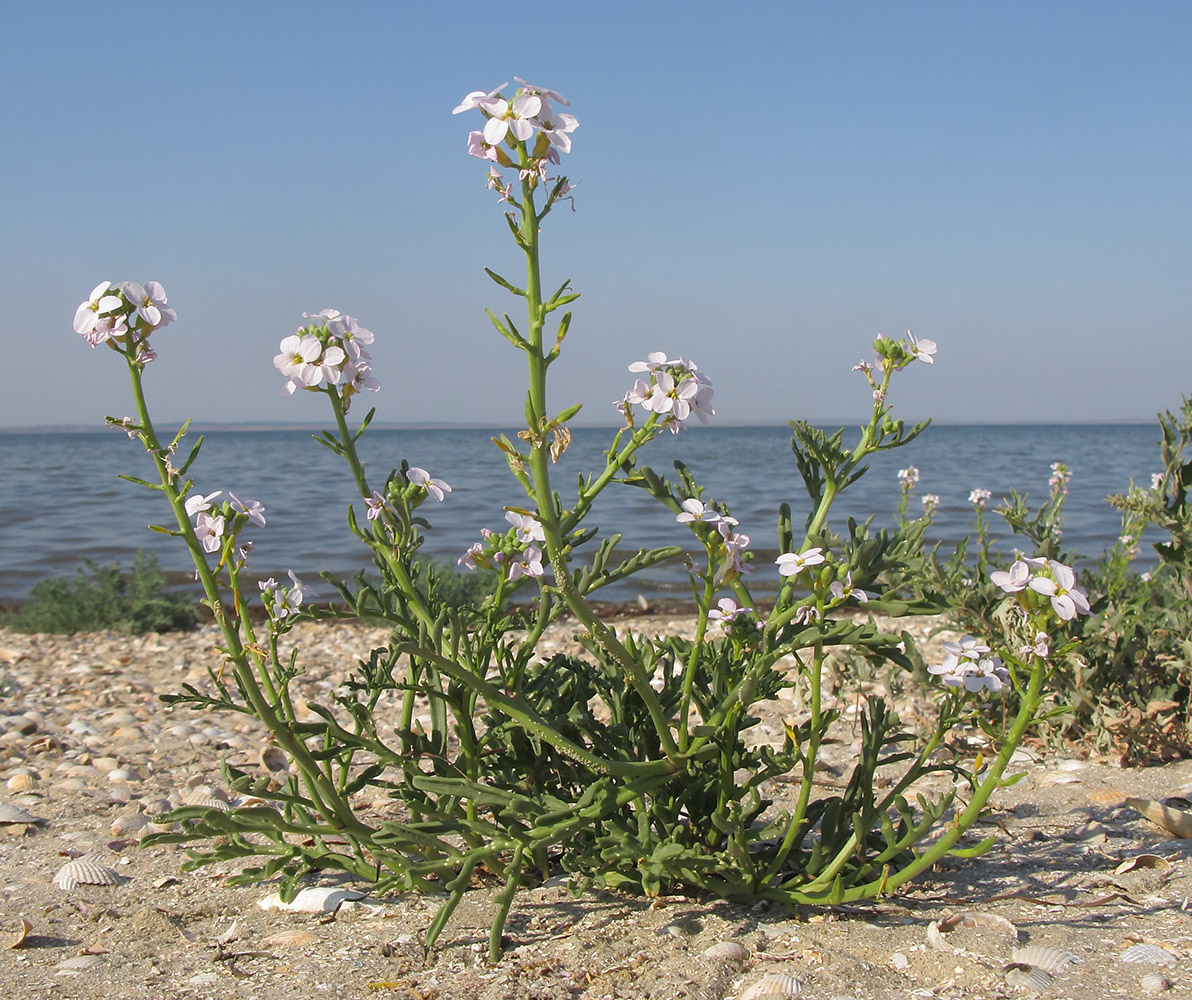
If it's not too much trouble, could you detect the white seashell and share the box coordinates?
[106,768,138,782]
[1011,945,1082,972]
[702,940,750,962]
[110,813,149,837]
[0,803,42,824]
[1003,963,1054,991]
[7,772,36,791]
[262,928,319,948]
[184,784,230,808]
[54,857,124,890]
[1122,943,1178,965]
[257,886,365,914]
[738,973,804,999]
[1142,971,1174,993]
[55,954,104,972]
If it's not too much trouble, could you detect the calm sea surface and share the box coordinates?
[0,424,1165,605]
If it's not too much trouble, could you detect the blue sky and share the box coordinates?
[4,1,1189,429]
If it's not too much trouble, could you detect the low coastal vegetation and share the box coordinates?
[1,552,198,635]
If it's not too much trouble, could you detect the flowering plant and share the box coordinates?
[76,79,1076,959]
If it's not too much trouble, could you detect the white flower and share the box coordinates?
[505,511,545,544]
[829,571,869,604]
[195,512,225,554]
[229,493,266,527]
[969,488,991,507]
[906,329,936,364]
[185,491,222,517]
[508,545,544,581]
[775,547,826,577]
[408,467,451,502]
[676,498,723,525]
[707,597,750,627]
[921,493,940,515]
[74,281,123,335]
[990,560,1031,593]
[478,92,542,144]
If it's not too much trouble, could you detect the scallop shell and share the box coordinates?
[257,886,365,913]
[1011,945,1082,973]
[738,973,804,999]
[702,940,750,962]
[1122,943,1178,965]
[1003,963,1054,991]
[0,803,43,824]
[184,784,231,809]
[110,813,150,838]
[1142,972,1174,994]
[262,928,319,949]
[7,772,36,792]
[54,857,124,890]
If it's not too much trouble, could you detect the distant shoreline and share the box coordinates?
[0,418,1159,434]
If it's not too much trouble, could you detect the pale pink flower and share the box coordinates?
[628,352,672,373]
[458,541,484,571]
[195,512,225,554]
[327,315,375,359]
[74,281,123,335]
[906,329,936,364]
[408,467,451,501]
[969,488,991,507]
[513,78,570,107]
[990,560,1031,593]
[707,597,751,626]
[185,491,222,517]
[508,545,544,581]
[505,511,545,544]
[776,547,826,577]
[83,312,129,347]
[452,83,508,114]
[365,491,386,521]
[274,334,324,387]
[1020,632,1050,658]
[479,92,542,144]
[676,498,723,525]
[467,130,499,161]
[230,493,266,527]
[120,281,176,330]
[829,571,869,603]
[1027,559,1090,620]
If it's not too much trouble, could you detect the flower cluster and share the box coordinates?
[453,79,579,202]
[898,466,920,490]
[457,512,547,581]
[74,281,177,364]
[259,571,305,619]
[617,353,714,433]
[921,493,940,516]
[968,488,991,508]
[991,556,1090,621]
[675,498,751,579]
[1048,461,1071,496]
[183,490,266,557]
[928,636,1009,692]
[274,310,380,405]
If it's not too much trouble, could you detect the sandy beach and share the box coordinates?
[1,615,1190,999]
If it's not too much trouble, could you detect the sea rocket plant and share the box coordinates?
[66,78,1078,965]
